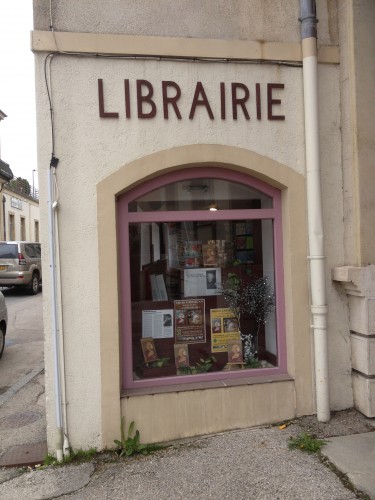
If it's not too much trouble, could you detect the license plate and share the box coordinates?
[0,266,7,271]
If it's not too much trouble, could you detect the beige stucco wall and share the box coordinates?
[343,0,375,266]
[353,1,375,266]
[97,145,314,445]
[338,0,375,266]
[122,380,296,444]
[34,0,338,46]
[318,63,352,410]
[32,1,354,451]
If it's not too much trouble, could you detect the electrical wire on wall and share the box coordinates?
[45,0,68,461]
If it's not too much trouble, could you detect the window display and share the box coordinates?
[118,168,286,389]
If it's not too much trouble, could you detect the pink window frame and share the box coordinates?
[118,167,287,390]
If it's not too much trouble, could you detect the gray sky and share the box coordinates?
[0,1,38,188]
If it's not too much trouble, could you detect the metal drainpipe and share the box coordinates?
[2,195,6,240]
[48,163,64,460]
[299,0,330,422]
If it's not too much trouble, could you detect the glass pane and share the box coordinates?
[129,178,273,212]
[0,243,18,258]
[129,219,277,381]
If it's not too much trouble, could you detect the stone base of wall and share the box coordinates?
[352,372,375,417]
[333,266,375,418]
[351,334,375,375]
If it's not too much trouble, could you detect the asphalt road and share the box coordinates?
[0,288,43,394]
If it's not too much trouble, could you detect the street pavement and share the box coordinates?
[0,289,44,391]
[0,365,374,500]
[1,290,375,499]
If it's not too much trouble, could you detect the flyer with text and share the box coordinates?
[210,308,241,353]
[174,299,206,343]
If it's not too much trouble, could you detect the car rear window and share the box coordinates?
[0,244,18,259]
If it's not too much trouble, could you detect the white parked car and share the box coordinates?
[0,291,8,358]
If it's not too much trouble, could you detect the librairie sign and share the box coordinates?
[98,79,285,121]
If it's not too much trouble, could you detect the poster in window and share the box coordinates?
[227,339,244,364]
[142,309,174,339]
[174,299,206,343]
[140,338,159,363]
[202,242,218,266]
[184,268,222,297]
[202,240,229,267]
[210,308,241,353]
[174,343,190,368]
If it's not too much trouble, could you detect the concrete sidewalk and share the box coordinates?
[0,369,375,499]
[0,364,46,469]
[322,433,375,499]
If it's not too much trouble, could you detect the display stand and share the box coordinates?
[226,362,245,371]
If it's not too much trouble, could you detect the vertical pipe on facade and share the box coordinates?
[48,164,64,460]
[2,196,6,240]
[299,0,330,422]
[53,193,70,457]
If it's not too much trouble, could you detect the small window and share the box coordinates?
[9,214,15,241]
[34,221,39,242]
[20,217,26,241]
[118,168,285,390]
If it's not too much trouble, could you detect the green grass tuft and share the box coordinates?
[43,448,97,467]
[288,432,326,453]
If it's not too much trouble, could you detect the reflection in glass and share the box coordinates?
[129,218,277,381]
[129,178,273,212]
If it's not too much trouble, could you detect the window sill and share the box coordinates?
[121,372,293,398]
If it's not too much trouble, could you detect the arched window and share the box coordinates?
[118,167,286,390]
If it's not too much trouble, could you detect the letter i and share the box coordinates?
[220,82,226,120]
[124,79,131,118]
[256,83,261,120]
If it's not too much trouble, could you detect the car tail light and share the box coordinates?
[18,253,26,265]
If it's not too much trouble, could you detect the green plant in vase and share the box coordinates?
[221,273,275,365]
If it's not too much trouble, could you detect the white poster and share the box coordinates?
[184,268,222,297]
[142,309,174,339]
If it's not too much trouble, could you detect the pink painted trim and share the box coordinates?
[128,209,275,223]
[122,167,278,204]
[118,209,133,385]
[129,366,283,389]
[273,193,287,372]
[118,167,287,390]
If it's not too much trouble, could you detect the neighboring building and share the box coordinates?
[2,180,40,242]
[32,0,375,456]
[0,110,15,240]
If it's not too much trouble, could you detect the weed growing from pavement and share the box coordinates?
[40,420,164,468]
[288,432,326,453]
[114,418,164,457]
[43,448,98,467]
